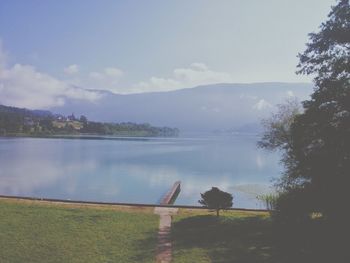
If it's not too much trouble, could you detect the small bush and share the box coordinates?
[198,187,233,217]
[257,193,278,210]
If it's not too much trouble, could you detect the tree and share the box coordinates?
[258,98,301,151]
[79,115,88,124]
[198,187,233,216]
[297,0,350,85]
[260,0,350,223]
[294,0,350,222]
[258,98,304,190]
[79,115,88,129]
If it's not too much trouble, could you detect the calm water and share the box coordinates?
[0,135,281,208]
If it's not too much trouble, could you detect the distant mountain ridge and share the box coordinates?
[0,104,52,118]
[51,82,313,133]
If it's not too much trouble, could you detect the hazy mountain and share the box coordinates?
[51,82,313,133]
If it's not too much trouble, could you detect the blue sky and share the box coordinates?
[0,0,336,108]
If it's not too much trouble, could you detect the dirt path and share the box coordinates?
[154,207,178,263]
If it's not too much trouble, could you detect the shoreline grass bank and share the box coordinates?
[0,195,269,212]
[0,198,159,263]
[0,198,269,263]
[1,198,336,263]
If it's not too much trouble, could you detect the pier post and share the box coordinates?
[160,181,181,205]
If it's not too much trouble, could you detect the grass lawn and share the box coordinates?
[1,199,346,263]
[171,209,344,263]
[172,209,275,263]
[0,199,159,263]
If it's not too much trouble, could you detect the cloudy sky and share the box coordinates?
[0,0,335,108]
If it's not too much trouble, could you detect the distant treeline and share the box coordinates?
[0,104,179,137]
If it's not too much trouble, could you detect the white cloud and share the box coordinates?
[76,67,124,93]
[104,67,123,77]
[190,62,208,71]
[253,99,273,111]
[89,67,123,80]
[0,46,101,109]
[60,66,125,94]
[64,64,79,74]
[89,71,104,80]
[133,62,233,93]
[287,90,295,97]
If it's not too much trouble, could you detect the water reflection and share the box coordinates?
[0,136,280,208]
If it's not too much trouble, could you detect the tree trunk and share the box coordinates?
[216,209,219,217]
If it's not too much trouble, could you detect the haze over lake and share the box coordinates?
[0,135,280,208]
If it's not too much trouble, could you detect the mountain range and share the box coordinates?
[50,82,313,133]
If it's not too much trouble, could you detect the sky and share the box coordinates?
[0,0,336,109]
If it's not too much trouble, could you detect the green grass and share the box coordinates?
[172,210,276,263]
[1,200,345,263]
[171,209,342,263]
[0,199,159,263]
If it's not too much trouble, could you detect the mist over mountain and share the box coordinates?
[51,82,313,133]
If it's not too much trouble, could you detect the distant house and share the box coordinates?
[54,114,67,121]
[24,117,34,126]
[67,113,76,121]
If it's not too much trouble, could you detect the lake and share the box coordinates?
[0,135,281,209]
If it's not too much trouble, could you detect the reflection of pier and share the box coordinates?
[160,181,181,205]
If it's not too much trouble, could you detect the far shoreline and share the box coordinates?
[0,133,179,141]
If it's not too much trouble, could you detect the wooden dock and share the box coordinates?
[160,181,181,205]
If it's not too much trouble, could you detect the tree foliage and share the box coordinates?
[198,187,233,216]
[258,98,301,151]
[294,0,350,221]
[297,0,350,85]
[258,98,304,190]
[260,0,350,223]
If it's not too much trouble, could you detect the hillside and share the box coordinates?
[51,82,313,133]
[0,105,179,137]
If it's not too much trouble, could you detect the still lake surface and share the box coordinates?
[0,135,281,209]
